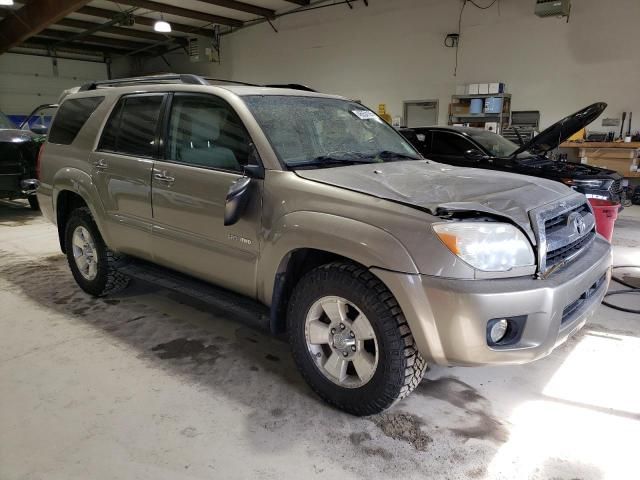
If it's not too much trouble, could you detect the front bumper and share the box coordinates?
[372,235,612,366]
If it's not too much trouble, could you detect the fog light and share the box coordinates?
[489,319,509,344]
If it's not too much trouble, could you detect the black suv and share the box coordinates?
[400,103,623,203]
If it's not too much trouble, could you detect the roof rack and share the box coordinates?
[78,74,317,93]
[79,74,208,91]
[264,83,317,92]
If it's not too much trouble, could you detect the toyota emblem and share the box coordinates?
[567,212,586,235]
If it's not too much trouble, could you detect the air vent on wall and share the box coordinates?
[535,0,571,18]
[188,36,219,63]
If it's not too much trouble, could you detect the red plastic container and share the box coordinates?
[588,199,620,242]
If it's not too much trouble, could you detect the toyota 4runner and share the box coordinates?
[37,75,612,416]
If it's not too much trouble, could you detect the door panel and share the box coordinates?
[89,151,154,258]
[151,92,261,298]
[151,161,261,297]
[90,93,165,258]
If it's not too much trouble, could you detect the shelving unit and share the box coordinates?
[448,93,512,134]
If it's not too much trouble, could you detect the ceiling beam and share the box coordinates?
[78,6,218,36]
[194,0,275,18]
[38,28,152,51]
[57,18,168,42]
[284,0,310,5]
[113,0,243,27]
[0,0,92,54]
[23,38,132,57]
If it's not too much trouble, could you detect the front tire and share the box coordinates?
[64,207,129,297]
[287,262,427,416]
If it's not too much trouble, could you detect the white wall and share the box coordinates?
[100,0,640,131]
[0,54,108,115]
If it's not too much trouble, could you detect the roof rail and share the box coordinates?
[264,83,317,92]
[204,77,259,87]
[79,74,208,91]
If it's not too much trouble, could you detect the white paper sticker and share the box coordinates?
[352,109,377,120]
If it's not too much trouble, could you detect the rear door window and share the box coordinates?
[48,96,104,145]
[98,94,164,157]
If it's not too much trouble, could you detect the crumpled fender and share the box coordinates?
[257,210,419,305]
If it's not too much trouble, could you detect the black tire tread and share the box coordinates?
[65,207,129,296]
[288,261,427,416]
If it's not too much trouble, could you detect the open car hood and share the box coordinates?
[512,102,607,156]
[296,161,576,243]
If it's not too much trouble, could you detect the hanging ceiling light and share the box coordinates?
[154,14,171,33]
[0,0,15,6]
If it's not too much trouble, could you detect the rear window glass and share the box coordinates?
[48,96,104,145]
[98,95,164,157]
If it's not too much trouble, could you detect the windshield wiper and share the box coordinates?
[288,152,378,168]
[363,150,422,161]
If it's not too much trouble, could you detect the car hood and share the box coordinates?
[512,102,607,156]
[295,160,577,243]
[0,128,37,144]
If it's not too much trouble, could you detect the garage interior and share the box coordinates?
[1,0,639,479]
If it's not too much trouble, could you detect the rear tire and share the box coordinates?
[287,262,427,416]
[27,195,39,211]
[64,207,129,297]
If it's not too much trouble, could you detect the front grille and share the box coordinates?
[561,274,607,324]
[610,179,622,194]
[544,203,589,234]
[531,197,597,276]
[546,231,595,269]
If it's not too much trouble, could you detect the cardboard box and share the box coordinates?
[478,83,489,95]
[449,103,470,115]
[467,84,479,95]
[484,122,499,132]
[489,82,505,94]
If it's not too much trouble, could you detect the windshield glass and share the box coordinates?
[0,111,16,129]
[465,129,522,157]
[243,95,420,167]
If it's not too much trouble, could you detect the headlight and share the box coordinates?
[432,222,535,272]
[563,178,610,189]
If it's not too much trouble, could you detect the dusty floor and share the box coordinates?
[1,199,639,480]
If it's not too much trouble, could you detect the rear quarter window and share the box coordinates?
[48,96,104,145]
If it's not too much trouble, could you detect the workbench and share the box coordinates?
[560,142,640,178]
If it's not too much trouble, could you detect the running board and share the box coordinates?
[119,261,270,327]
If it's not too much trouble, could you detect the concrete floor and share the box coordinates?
[1,199,639,480]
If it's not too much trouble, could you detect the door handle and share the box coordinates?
[94,159,108,170]
[154,171,175,184]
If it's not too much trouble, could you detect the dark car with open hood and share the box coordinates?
[0,104,57,210]
[399,103,624,203]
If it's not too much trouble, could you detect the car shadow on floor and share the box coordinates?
[0,199,41,226]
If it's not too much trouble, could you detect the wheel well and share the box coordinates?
[56,190,87,253]
[270,248,356,334]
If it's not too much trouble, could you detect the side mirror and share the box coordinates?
[224,177,252,226]
[30,124,48,135]
[464,149,488,162]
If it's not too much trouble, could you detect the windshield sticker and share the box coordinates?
[352,110,377,120]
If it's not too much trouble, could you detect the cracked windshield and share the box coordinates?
[243,95,420,168]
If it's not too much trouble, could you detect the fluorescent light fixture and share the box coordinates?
[154,18,171,33]
[0,0,15,5]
